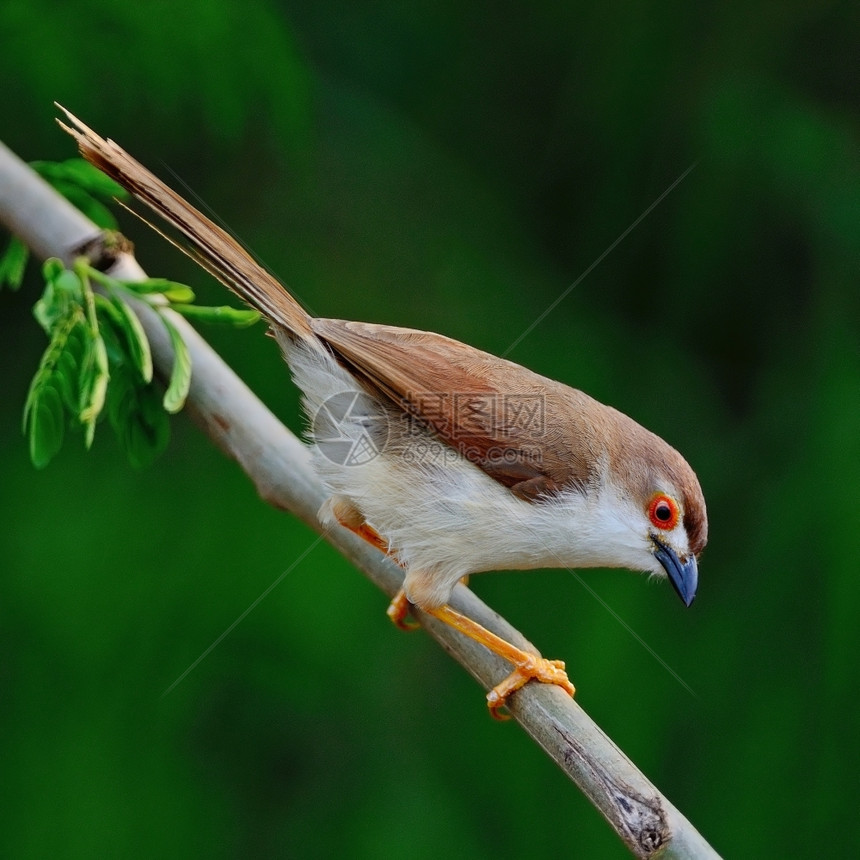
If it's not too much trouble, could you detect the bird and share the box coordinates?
[59,107,707,718]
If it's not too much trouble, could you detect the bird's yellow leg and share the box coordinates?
[386,576,469,632]
[329,498,392,555]
[427,604,575,719]
[327,497,569,713]
[326,498,420,631]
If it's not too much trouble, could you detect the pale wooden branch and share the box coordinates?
[0,138,720,859]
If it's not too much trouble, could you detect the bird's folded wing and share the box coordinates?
[310,319,596,501]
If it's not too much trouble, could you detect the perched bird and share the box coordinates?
[59,108,707,717]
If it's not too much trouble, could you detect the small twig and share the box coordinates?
[0,138,720,859]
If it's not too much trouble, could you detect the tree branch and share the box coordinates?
[0,138,720,859]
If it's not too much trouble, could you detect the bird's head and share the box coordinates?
[599,411,708,607]
[642,487,705,606]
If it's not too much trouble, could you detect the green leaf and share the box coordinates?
[0,236,29,290]
[77,330,110,447]
[48,181,119,230]
[53,323,86,414]
[31,158,127,199]
[162,286,196,303]
[55,267,83,295]
[32,284,60,333]
[121,278,196,303]
[42,257,65,283]
[75,265,110,447]
[105,363,135,434]
[170,303,261,327]
[95,293,153,384]
[23,311,77,420]
[26,382,65,469]
[106,364,170,469]
[159,314,192,413]
[125,383,171,468]
[34,262,83,332]
[22,310,81,468]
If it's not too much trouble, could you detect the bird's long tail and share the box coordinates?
[57,105,313,340]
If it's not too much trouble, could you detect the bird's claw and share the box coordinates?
[486,655,575,720]
[386,588,421,631]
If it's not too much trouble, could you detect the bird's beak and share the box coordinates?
[652,536,698,607]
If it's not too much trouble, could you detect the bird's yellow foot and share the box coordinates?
[426,603,575,719]
[386,588,420,631]
[486,656,575,720]
[327,501,575,717]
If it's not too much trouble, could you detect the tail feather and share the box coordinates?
[56,105,313,340]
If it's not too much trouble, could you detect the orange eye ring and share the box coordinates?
[648,494,680,530]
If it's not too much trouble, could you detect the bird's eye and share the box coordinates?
[648,494,679,530]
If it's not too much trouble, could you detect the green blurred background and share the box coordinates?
[1,2,858,857]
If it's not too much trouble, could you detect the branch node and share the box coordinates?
[71,229,134,272]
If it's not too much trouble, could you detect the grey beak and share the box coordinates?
[652,537,698,607]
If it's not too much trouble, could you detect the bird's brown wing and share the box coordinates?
[310,319,597,500]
